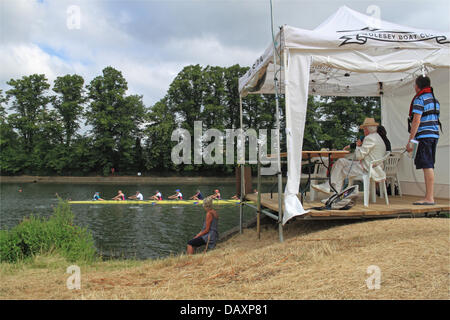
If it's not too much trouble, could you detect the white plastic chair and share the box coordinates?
[349,152,390,207]
[384,152,403,197]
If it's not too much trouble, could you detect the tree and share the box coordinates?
[33,109,66,174]
[6,74,53,154]
[202,66,227,130]
[85,67,146,175]
[223,65,248,130]
[53,74,86,146]
[144,97,177,172]
[0,89,8,121]
[0,89,22,174]
[167,64,206,133]
[314,96,381,149]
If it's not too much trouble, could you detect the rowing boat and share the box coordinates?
[68,199,250,205]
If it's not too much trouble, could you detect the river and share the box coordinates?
[0,182,256,260]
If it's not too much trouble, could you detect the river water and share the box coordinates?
[0,182,256,260]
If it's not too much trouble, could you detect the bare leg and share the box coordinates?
[423,168,435,203]
[187,245,194,255]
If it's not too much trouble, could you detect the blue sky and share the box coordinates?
[1,0,449,107]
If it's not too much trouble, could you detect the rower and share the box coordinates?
[210,189,221,200]
[150,190,163,201]
[112,190,125,201]
[93,192,104,201]
[190,189,204,200]
[128,191,143,201]
[168,189,183,200]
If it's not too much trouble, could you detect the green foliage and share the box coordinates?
[85,66,146,175]
[303,96,381,150]
[6,74,53,154]
[0,65,381,176]
[144,98,177,172]
[0,200,97,264]
[53,74,86,146]
[0,90,24,174]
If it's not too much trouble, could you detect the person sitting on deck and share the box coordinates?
[312,117,388,194]
[210,189,221,200]
[190,190,204,200]
[187,196,219,254]
[128,191,143,201]
[112,190,125,201]
[150,190,163,201]
[168,189,183,200]
[92,192,104,201]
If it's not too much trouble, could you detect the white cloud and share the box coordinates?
[0,43,72,87]
[1,0,449,108]
[164,35,262,67]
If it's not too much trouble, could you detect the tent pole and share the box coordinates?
[257,159,261,239]
[239,95,244,234]
[274,36,284,243]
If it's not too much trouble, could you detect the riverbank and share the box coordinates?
[1,217,448,299]
[0,175,233,184]
[0,175,285,184]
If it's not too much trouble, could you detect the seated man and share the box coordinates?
[312,118,387,194]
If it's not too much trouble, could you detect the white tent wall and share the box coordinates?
[382,68,450,199]
[282,52,310,224]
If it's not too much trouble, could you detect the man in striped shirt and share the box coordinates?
[406,75,441,205]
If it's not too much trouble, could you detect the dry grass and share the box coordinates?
[1,217,449,300]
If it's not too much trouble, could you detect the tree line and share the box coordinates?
[0,65,381,176]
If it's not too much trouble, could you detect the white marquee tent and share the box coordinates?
[238,6,449,225]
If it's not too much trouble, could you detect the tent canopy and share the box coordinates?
[240,6,449,97]
[238,6,450,224]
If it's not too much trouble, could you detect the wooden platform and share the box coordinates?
[245,193,450,219]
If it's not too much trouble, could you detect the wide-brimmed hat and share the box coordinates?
[360,117,379,128]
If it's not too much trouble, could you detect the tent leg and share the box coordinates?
[273,30,284,243]
[239,95,244,234]
[277,172,283,242]
[257,160,261,239]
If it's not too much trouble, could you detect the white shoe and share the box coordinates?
[311,183,332,194]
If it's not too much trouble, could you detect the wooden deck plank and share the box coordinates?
[244,192,449,219]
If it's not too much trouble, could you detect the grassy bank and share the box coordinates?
[1,216,448,299]
[0,200,97,264]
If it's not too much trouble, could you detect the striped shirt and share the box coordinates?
[412,92,440,139]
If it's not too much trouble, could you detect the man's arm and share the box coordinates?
[406,95,424,152]
[354,135,375,160]
[406,113,421,152]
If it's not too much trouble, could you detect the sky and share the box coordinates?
[1,0,449,107]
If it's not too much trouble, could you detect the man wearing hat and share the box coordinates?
[312,118,387,194]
